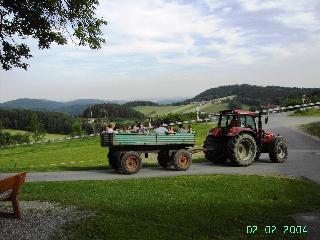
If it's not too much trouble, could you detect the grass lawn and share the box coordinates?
[290,108,320,117]
[300,121,320,138]
[3,128,67,140]
[0,137,107,172]
[0,124,214,172]
[21,175,320,240]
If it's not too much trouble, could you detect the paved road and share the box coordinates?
[1,113,319,183]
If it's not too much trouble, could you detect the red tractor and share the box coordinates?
[203,110,288,166]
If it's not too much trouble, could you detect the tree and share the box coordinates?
[228,101,242,110]
[71,118,84,137]
[0,0,107,70]
[29,113,45,141]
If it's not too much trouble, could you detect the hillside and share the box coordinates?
[182,84,320,107]
[0,98,124,115]
[0,98,62,110]
[133,101,249,116]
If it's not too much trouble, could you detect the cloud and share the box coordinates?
[1,0,320,102]
[96,0,261,65]
[237,0,320,31]
[237,0,317,12]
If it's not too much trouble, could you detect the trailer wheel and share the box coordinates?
[173,149,192,171]
[269,136,288,163]
[227,134,257,166]
[120,151,142,175]
[157,151,171,168]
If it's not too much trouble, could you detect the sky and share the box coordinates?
[1,0,320,102]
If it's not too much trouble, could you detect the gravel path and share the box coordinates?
[0,201,93,240]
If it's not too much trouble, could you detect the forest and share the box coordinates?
[181,84,320,108]
[0,109,73,134]
[82,103,145,120]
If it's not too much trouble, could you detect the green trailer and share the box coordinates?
[100,132,196,174]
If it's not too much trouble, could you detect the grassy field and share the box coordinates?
[300,121,320,138]
[134,102,250,117]
[0,123,214,172]
[3,129,67,140]
[0,137,107,172]
[21,175,320,240]
[290,108,320,117]
[134,104,198,116]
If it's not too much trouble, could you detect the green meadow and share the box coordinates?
[22,175,320,240]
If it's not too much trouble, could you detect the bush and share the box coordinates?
[0,131,31,146]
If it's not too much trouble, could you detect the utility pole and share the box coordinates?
[302,95,306,111]
[196,107,200,121]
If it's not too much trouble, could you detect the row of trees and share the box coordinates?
[123,101,159,107]
[283,94,320,107]
[0,106,146,146]
[0,109,74,134]
[82,103,145,120]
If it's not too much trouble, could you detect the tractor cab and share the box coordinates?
[218,110,258,132]
[211,110,260,137]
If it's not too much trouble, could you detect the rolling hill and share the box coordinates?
[181,84,320,107]
[0,98,125,116]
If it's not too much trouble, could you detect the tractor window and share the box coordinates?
[246,117,256,130]
[219,115,237,128]
[219,115,228,128]
[239,116,246,128]
[239,115,256,130]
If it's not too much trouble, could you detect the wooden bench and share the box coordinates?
[0,172,27,219]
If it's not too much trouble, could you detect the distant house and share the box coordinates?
[87,118,95,124]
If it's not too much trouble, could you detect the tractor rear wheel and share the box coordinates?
[203,136,227,163]
[173,149,192,171]
[269,137,288,163]
[227,134,257,166]
[157,151,171,168]
[120,151,142,174]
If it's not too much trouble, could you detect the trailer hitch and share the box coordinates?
[188,147,215,154]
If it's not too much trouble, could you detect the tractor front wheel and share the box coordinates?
[120,151,142,174]
[227,134,257,166]
[173,149,192,171]
[269,137,288,163]
[203,136,227,163]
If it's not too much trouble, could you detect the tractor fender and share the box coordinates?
[226,127,256,138]
[208,127,222,137]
